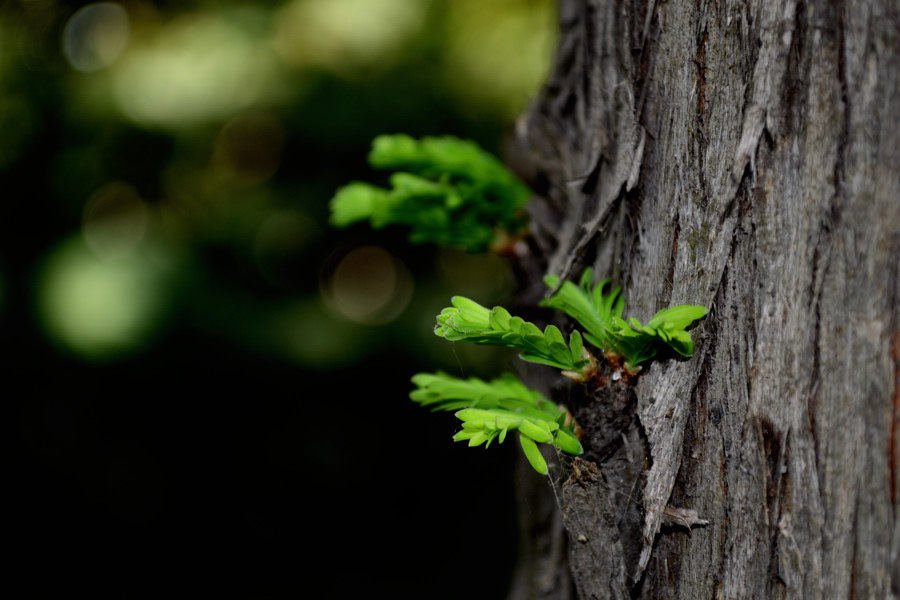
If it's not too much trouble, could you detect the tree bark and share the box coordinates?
[506,0,900,597]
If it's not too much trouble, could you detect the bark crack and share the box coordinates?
[833,0,850,217]
[661,212,680,308]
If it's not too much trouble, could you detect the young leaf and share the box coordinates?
[433,296,592,374]
[541,267,624,352]
[553,428,584,456]
[543,268,707,371]
[645,305,709,333]
[519,434,548,475]
[606,305,708,370]
[410,371,554,414]
[329,183,388,227]
[410,371,584,474]
[329,134,532,253]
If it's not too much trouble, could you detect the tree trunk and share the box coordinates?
[506,0,900,597]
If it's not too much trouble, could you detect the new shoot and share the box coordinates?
[410,372,583,474]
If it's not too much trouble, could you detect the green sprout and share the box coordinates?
[419,275,706,472]
[542,268,708,372]
[604,305,709,366]
[434,296,595,379]
[329,134,532,253]
[410,372,583,474]
[326,133,708,474]
[541,269,625,352]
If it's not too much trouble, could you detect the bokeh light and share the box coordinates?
[5,1,555,595]
[320,245,413,325]
[62,3,130,72]
[443,0,556,116]
[36,236,180,360]
[274,0,427,78]
[112,9,287,128]
[81,181,149,258]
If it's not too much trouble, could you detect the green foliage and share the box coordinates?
[415,271,705,473]
[329,134,532,252]
[542,268,708,371]
[541,268,624,351]
[328,134,708,474]
[434,296,591,374]
[410,372,583,474]
[605,305,709,367]
[410,370,549,412]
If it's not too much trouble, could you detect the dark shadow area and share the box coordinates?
[1,1,558,596]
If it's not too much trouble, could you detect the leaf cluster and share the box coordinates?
[410,372,582,474]
[327,134,708,474]
[605,305,708,366]
[434,296,591,374]
[541,269,624,351]
[542,268,708,371]
[329,134,532,252]
[424,271,705,472]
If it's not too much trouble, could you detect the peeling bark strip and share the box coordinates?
[509,0,900,597]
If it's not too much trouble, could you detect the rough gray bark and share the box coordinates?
[506,0,900,597]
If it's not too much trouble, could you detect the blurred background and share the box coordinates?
[2,0,557,596]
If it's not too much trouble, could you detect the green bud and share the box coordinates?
[519,434,548,475]
[516,419,555,444]
[553,429,584,455]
